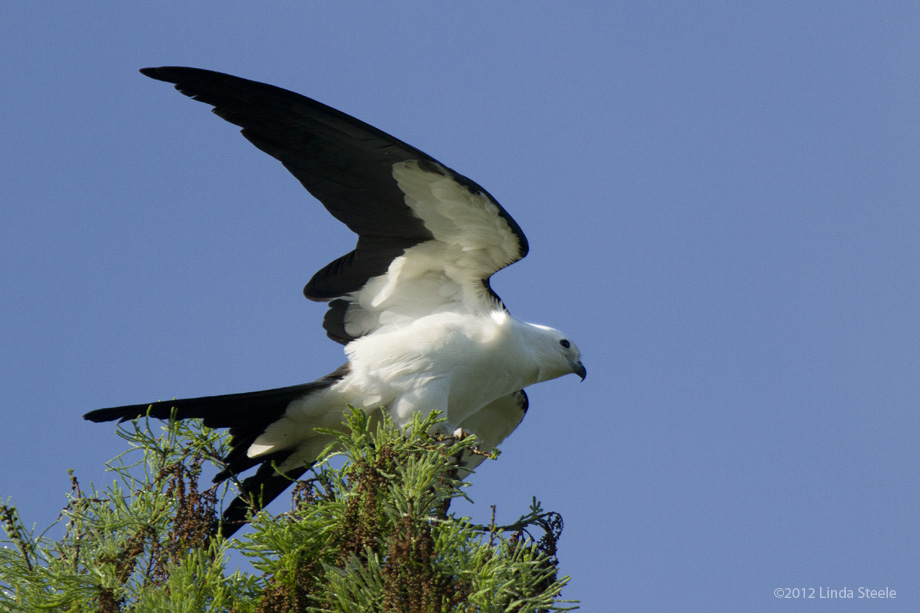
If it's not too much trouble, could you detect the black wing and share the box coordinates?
[140,67,528,344]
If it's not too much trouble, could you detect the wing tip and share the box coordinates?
[139,66,177,82]
[140,66,215,89]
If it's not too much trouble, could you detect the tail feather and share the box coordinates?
[221,463,310,536]
[84,365,349,536]
[84,380,323,429]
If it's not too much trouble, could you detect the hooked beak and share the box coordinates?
[571,360,587,381]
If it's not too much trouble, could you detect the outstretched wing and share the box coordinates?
[141,67,529,344]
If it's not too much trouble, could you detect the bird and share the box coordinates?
[84,67,586,537]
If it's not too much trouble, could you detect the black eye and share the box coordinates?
[559,339,571,349]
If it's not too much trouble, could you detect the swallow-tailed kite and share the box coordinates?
[85,67,585,536]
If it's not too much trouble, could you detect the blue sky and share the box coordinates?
[2,3,919,610]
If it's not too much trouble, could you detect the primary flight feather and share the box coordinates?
[85,67,585,536]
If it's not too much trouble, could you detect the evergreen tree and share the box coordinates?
[1,409,577,612]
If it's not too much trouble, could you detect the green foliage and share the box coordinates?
[1,409,577,612]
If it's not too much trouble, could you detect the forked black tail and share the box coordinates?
[84,366,347,536]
